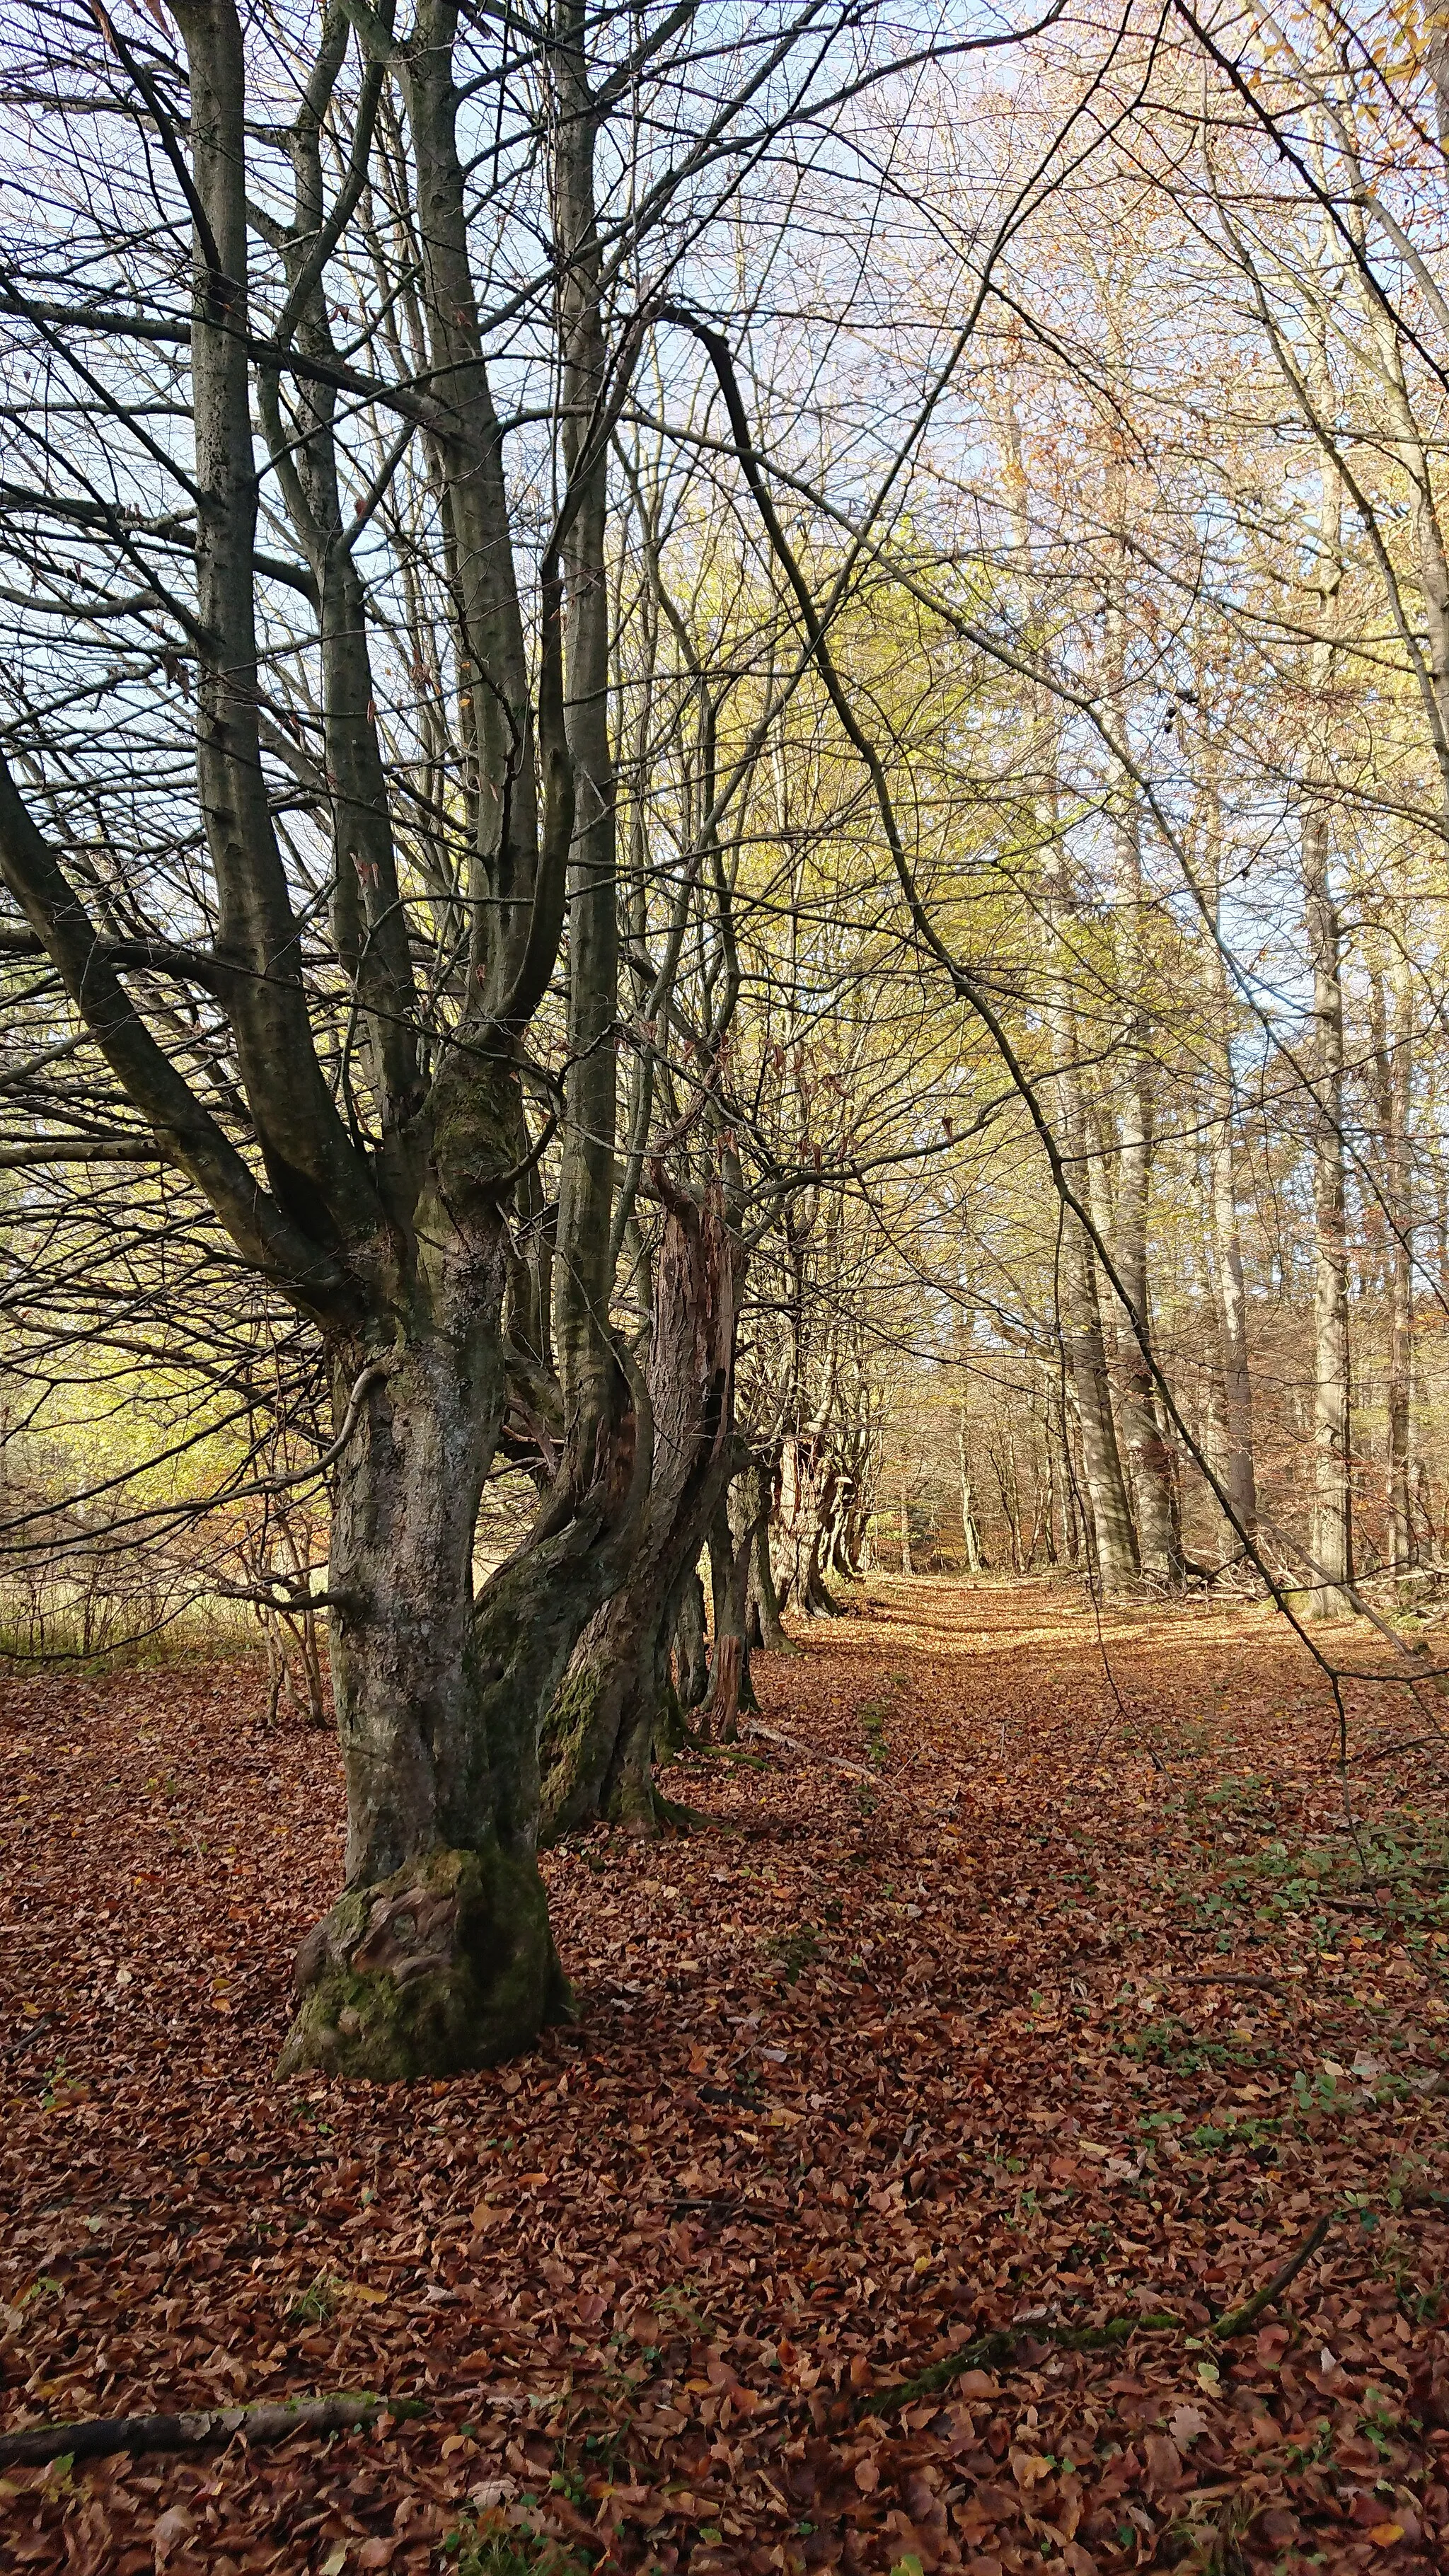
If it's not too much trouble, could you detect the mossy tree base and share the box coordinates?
[277,1843,572,2081]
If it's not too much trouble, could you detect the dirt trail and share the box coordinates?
[1,1577,1447,2572]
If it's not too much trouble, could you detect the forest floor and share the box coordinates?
[2,1576,1448,2576]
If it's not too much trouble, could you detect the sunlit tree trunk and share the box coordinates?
[1051,1010,1141,1587]
[1303,357,1353,1621]
[957,1392,983,1573]
[1370,942,1416,1576]
[1305,815,1353,1616]
[1003,369,1139,1593]
[1104,560,1181,1586]
[1201,769,1257,1544]
[1116,1056,1182,1586]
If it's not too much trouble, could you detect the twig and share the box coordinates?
[1211,2213,1334,2340]
[1169,1973,1285,1989]
[741,1716,872,1779]
[209,1580,353,1614]
[865,2313,1186,2415]
[865,2213,1337,2413]
[0,2392,386,2470]
[1349,1738,1436,1765]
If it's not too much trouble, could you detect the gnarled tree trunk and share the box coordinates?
[282,1307,574,2078]
[777,1438,841,1616]
[539,1184,744,1837]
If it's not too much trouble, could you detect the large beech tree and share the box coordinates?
[0,0,1021,2074]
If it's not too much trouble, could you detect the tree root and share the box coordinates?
[652,1791,717,1832]
[742,1716,872,1779]
[865,2316,1185,2416]
[865,2214,1336,2415]
[0,2392,397,2471]
[1211,2212,1334,2339]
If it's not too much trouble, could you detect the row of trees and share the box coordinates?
[6,0,1449,2076]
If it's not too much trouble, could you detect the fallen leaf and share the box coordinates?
[1168,2403,1209,2449]
[151,2506,194,2563]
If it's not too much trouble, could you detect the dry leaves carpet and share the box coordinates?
[2,1576,1448,2576]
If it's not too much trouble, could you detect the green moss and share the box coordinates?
[277,1842,572,2082]
[539,1658,615,1842]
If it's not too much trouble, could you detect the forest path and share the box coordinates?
[1,1578,1446,2572]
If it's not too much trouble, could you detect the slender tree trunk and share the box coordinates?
[1371,947,1415,1577]
[1105,614,1180,1583]
[1305,814,1353,1617]
[672,1566,709,1708]
[702,1484,758,1741]
[1303,379,1353,1622]
[1208,1085,1257,1542]
[1116,1056,1182,1584]
[748,1465,788,1649]
[1043,874,1139,1587]
[957,1396,983,1573]
[899,1461,914,1575]
[1057,1229,1140,1586]
[1199,770,1258,1545]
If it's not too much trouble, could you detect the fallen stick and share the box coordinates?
[865,2313,1186,2414]
[865,2214,1337,2414]
[0,2392,386,2471]
[1211,2213,1334,2340]
[1170,1973,1283,1989]
[742,1717,872,1779]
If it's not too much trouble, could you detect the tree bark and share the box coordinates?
[748,1464,788,1650]
[776,1439,841,1615]
[1115,1053,1182,1585]
[1041,850,1138,1588]
[1304,813,1353,1617]
[282,1310,571,2079]
[538,1184,744,1837]
[1303,368,1353,1621]
[1055,1188,1139,1586]
[672,1565,709,1709]
[1370,947,1415,1576]
[702,1479,761,1740]
[1208,1077,1257,1543]
[1199,763,1258,1544]
[957,1396,983,1573]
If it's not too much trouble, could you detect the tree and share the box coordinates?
[0,0,1028,2073]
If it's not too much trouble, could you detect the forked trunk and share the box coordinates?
[777,1440,841,1615]
[539,1185,743,1835]
[281,1324,572,2080]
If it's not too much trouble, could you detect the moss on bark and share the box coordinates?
[277,1842,570,2081]
[538,1656,614,1842]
